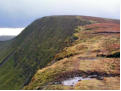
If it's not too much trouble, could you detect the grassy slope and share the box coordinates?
[0,16,97,89]
[24,18,120,90]
[0,40,14,63]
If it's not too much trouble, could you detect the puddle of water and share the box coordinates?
[78,57,97,61]
[62,77,91,86]
[88,75,97,78]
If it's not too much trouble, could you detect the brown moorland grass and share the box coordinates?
[24,20,120,90]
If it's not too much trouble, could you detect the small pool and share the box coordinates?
[61,76,91,86]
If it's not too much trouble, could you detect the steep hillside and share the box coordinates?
[0,16,120,90]
[0,40,13,63]
[0,16,92,89]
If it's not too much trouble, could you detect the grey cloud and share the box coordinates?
[0,0,120,27]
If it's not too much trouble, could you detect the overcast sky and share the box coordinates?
[0,0,120,28]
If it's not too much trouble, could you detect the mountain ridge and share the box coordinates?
[0,15,120,90]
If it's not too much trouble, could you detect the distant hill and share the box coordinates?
[0,36,15,41]
[0,15,120,90]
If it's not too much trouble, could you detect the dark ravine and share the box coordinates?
[97,52,120,58]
